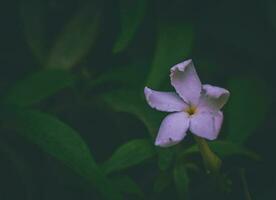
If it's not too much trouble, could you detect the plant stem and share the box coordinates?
[240,168,252,200]
[193,135,222,174]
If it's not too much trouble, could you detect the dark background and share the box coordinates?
[0,0,275,199]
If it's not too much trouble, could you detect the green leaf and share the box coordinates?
[3,109,122,200]
[20,0,47,63]
[157,148,175,170]
[227,78,269,144]
[102,139,155,174]
[46,1,101,70]
[0,140,37,200]
[153,172,172,194]
[88,65,146,89]
[146,22,194,88]
[173,164,189,199]
[113,0,147,53]
[181,141,260,161]
[111,175,144,198]
[103,90,175,171]
[103,90,163,137]
[3,69,75,107]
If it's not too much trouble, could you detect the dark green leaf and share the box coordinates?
[3,69,75,107]
[20,0,47,63]
[111,175,144,198]
[181,141,260,160]
[103,90,175,171]
[103,90,163,137]
[227,78,269,144]
[153,172,172,194]
[146,22,194,88]
[88,65,146,89]
[0,140,37,200]
[173,164,189,199]
[113,0,147,53]
[157,148,175,170]
[102,139,155,174]
[46,1,101,70]
[3,109,122,200]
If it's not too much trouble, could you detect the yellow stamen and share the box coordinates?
[185,106,197,115]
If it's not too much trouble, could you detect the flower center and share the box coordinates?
[185,105,197,116]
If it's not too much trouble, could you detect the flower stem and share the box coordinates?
[193,135,222,174]
[240,168,252,200]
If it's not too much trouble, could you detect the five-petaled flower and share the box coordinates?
[144,59,230,147]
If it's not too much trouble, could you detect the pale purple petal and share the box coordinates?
[155,112,190,147]
[190,111,223,140]
[170,59,202,105]
[198,84,230,112]
[214,111,223,134]
[144,87,187,112]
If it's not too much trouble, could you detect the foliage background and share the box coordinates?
[0,0,275,199]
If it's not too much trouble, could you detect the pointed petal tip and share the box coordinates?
[199,85,230,111]
[170,59,193,73]
[144,86,152,98]
[169,59,202,104]
[203,84,230,97]
[154,138,181,147]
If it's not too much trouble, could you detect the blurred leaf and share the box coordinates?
[103,90,163,137]
[227,78,269,144]
[181,141,260,161]
[113,0,147,53]
[0,140,37,200]
[88,65,146,89]
[20,0,47,63]
[3,109,122,200]
[157,148,175,170]
[146,22,194,88]
[103,90,175,171]
[46,1,101,70]
[173,164,189,200]
[3,69,75,107]
[111,175,144,198]
[153,172,172,194]
[102,139,155,174]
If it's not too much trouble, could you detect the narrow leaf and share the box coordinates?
[102,139,155,174]
[113,0,147,53]
[173,164,189,199]
[103,90,163,137]
[111,175,144,198]
[153,172,172,194]
[0,140,37,200]
[3,109,122,200]
[157,148,175,170]
[47,1,101,70]
[20,0,47,63]
[146,22,194,88]
[103,90,175,171]
[3,69,75,107]
[88,65,146,89]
